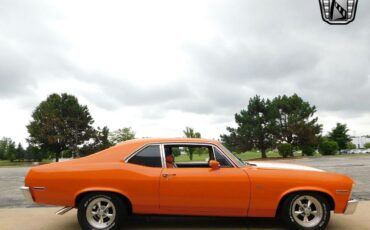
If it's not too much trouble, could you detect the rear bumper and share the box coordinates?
[20,186,34,203]
[344,199,358,215]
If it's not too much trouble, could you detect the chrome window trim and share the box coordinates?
[212,146,233,168]
[213,145,239,168]
[160,144,166,168]
[124,142,240,168]
[124,144,163,168]
[161,142,238,168]
[219,144,246,167]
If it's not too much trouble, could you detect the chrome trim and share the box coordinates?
[344,199,359,215]
[160,144,166,168]
[213,146,233,167]
[124,144,163,167]
[162,173,176,177]
[20,186,33,202]
[124,144,152,163]
[162,142,238,168]
[124,142,239,168]
[56,206,73,215]
[219,144,246,167]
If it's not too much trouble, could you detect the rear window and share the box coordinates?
[127,145,162,167]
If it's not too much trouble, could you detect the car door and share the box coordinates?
[159,144,251,217]
[124,144,163,214]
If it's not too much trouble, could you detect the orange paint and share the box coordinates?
[24,138,354,217]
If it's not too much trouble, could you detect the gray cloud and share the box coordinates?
[0,0,369,126]
[180,0,370,116]
[0,0,70,101]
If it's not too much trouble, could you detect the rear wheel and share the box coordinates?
[77,193,126,230]
[280,193,330,230]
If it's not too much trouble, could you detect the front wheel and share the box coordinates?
[281,193,330,230]
[77,193,126,230]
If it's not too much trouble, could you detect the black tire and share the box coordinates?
[280,192,330,230]
[77,193,126,230]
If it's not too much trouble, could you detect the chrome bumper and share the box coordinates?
[344,199,358,215]
[20,186,34,203]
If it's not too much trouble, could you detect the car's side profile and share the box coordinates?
[21,138,358,230]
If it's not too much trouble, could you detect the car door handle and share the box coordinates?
[162,173,176,178]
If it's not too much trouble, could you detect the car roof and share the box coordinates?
[117,137,219,146]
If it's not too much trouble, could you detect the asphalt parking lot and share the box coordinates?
[0,155,369,229]
[274,155,370,200]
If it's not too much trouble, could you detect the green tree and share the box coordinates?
[27,93,95,162]
[24,146,33,161]
[364,142,370,149]
[319,140,338,155]
[182,127,201,160]
[16,143,25,161]
[7,141,16,162]
[183,127,201,138]
[346,142,356,150]
[109,127,136,144]
[277,143,293,158]
[301,146,316,156]
[27,145,43,162]
[271,94,322,154]
[81,126,113,156]
[328,123,351,150]
[0,137,13,160]
[0,138,9,160]
[220,129,241,152]
[221,96,276,158]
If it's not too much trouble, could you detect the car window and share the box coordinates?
[220,144,246,167]
[165,145,213,164]
[214,147,233,168]
[127,145,162,168]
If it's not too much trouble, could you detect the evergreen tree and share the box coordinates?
[328,123,351,150]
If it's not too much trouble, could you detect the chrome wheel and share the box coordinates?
[291,195,323,228]
[86,197,116,229]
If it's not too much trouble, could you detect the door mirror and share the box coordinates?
[209,160,220,170]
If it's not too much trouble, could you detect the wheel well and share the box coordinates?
[75,191,133,215]
[276,191,335,217]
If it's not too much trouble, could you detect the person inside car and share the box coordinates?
[165,147,177,168]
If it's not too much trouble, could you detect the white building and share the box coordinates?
[351,136,370,149]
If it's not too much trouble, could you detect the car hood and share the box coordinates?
[248,161,324,172]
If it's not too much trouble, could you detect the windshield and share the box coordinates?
[220,144,246,167]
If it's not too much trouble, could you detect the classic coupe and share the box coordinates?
[21,138,358,230]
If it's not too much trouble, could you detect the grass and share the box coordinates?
[175,151,301,162]
[0,160,53,167]
[175,153,210,162]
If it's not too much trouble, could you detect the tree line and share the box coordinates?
[1,93,364,162]
[0,93,134,162]
[220,94,356,158]
[0,138,43,162]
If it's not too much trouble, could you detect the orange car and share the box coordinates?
[21,138,358,230]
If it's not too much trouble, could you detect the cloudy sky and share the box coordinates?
[0,0,369,145]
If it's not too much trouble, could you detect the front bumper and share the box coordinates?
[20,186,34,203]
[344,199,358,215]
